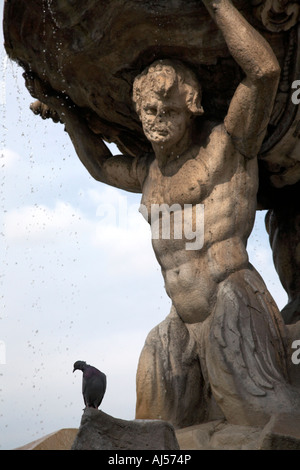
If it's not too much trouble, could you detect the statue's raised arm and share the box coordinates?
[203,0,281,158]
[26,75,148,194]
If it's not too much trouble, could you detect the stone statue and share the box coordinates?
[133,1,300,427]
[4,0,300,434]
[21,0,300,429]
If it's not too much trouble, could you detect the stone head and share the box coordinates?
[132,60,204,147]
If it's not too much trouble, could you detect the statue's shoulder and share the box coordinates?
[198,119,229,146]
[134,152,154,186]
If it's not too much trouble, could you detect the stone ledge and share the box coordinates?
[71,408,180,450]
[16,428,78,450]
[15,413,300,450]
[176,414,300,450]
[257,413,300,450]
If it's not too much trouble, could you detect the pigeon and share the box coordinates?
[73,360,107,409]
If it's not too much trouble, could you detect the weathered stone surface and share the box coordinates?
[4,0,236,157]
[3,0,300,197]
[135,307,216,429]
[265,195,300,348]
[257,413,300,450]
[266,201,300,325]
[176,420,262,450]
[71,408,180,450]
[14,415,300,450]
[176,415,300,450]
[286,321,300,389]
[16,428,78,450]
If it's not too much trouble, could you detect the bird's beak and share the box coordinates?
[73,368,75,373]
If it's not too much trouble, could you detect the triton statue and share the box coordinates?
[3,0,300,431]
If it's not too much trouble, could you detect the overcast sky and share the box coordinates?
[0,2,288,450]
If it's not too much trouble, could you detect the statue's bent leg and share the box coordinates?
[265,201,300,389]
[203,267,299,426]
[265,204,300,325]
[135,306,210,428]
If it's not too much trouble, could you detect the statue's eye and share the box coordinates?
[165,107,179,116]
[144,106,156,115]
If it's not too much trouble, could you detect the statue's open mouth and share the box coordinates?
[153,129,168,135]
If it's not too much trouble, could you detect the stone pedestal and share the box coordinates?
[71,408,180,450]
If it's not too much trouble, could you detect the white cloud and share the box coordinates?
[3,201,86,242]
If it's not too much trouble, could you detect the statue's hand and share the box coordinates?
[30,100,62,123]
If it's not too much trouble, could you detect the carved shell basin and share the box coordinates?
[3,0,300,205]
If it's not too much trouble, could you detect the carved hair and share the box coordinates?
[132,59,204,117]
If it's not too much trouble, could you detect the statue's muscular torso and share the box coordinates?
[140,124,258,323]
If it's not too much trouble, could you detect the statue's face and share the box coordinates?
[139,91,191,148]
